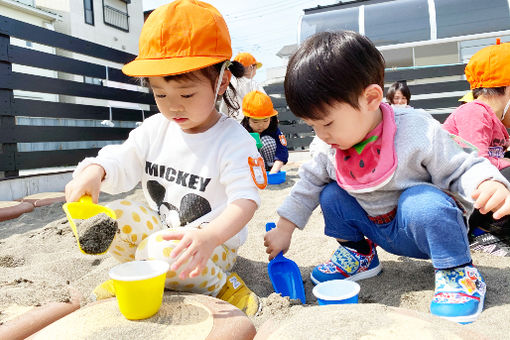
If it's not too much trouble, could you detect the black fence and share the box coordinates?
[265,63,469,150]
[0,15,157,178]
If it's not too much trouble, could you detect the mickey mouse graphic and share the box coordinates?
[147,180,212,228]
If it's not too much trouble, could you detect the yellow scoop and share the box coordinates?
[63,195,117,255]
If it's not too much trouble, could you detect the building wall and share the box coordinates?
[36,0,143,55]
[35,0,145,108]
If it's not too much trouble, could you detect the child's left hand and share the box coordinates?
[472,180,510,219]
[163,228,218,279]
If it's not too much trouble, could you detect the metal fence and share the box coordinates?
[265,63,469,150]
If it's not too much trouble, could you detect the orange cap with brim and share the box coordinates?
[242,91,278,119]
[235,52,262,69]
[465,40,510,89]
[122,0,232,77]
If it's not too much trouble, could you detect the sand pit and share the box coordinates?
[29,294,255,340]
[1,159,510,339]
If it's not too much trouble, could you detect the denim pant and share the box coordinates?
[320,182,471,269]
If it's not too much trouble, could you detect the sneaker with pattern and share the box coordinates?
[310,239,381,284]
[430,265,486,324]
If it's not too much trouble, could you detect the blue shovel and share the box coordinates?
[265,222,306,303]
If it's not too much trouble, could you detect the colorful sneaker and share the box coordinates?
[91,279,115,301]
[310,239,381,284]
[216,272,260,316]
[430,265,486,324]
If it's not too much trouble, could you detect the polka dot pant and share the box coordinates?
[106,199,237,297]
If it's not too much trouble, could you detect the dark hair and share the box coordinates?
[284,31,385,120]
[472,87,507,99]
[386,81,411,104]
[240,115,279,134]
[142,61,245,115]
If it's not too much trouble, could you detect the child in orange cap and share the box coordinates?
[443,40,510,256]
[65,0,265,316]
[219,52,266,122]
[241,91,288,174]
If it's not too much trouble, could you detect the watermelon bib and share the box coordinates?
[335,103,397,193]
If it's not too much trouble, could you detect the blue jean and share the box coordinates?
[320,182,471,269]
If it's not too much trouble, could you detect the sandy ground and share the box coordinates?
[1,157,509,338]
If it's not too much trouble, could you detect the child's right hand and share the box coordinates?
[264,217,296,260]
[65,164,105,203]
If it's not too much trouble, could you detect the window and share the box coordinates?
[103,0,130,32]
[83,76,102,85]
[84,0,94,25]
[364,0,429,46]
[436,0,510,39]
[300,7,358,43]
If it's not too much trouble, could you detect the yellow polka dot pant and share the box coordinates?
[106,199,237,297]
[136,228,237,297]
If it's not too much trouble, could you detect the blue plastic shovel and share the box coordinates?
[265,222,306,303]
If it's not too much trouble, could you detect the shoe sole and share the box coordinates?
[433,291,485,324]
[310,263,382,285]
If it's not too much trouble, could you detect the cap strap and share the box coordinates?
[501,98,510,121]
[212,61,228,111]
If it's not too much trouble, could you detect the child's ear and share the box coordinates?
[363,84,383,111]
[218,71,232,96]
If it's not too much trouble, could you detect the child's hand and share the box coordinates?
[472,180,510,219]
[163,228,218,279]
[264,217,296,260]
[65,164,105,203]
[269,160,284,174]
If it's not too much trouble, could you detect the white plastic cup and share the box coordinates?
[312,279,360,305]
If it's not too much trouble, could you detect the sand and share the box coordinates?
[1,159,509,338]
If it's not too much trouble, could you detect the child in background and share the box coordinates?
[241,91,288,174]
[264,31,510,323]
[443,41,510,255]
[219,52,266,121]
[65,0,264,316]
[386,81,411,107]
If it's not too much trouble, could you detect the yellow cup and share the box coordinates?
[109,260,169,320]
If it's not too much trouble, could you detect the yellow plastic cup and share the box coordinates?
[108,260,169,320]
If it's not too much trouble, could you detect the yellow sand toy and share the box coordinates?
[63,195,117,255]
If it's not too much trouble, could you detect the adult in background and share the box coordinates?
[219,52,266,121]
[386,81,412,108]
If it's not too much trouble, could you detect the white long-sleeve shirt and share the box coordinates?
[74,113,261,248]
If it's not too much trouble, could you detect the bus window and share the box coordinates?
[365,0,429,46]
[436,0,510,38]
[299,7,358,43]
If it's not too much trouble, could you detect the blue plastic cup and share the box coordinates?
[312,279,360,305]
[267,171,286,185]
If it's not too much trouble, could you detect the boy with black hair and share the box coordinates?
[264,30,510,323]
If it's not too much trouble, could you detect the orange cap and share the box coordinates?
[234,52,262,69]
[122,0,232,77]
[242,91,278,119]
[465,40,510,89]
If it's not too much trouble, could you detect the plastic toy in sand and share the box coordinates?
[312,279,360,305]
[62,195,118,255]
[109,260,169,320]
[265,222,306,303]
[267,171,286,185]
